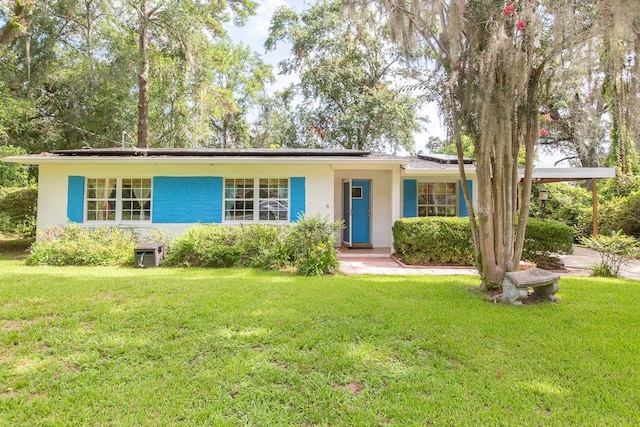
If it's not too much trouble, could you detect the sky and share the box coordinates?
[226,0,560,166]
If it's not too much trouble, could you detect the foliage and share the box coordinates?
[0,185,37,237]
[26,224,137,266]
[0,145,30,187]
[286,215,342,276]
[529,183,594,241]
[164,224,291,269]
[392,217,474,266]
[393,217,573,268]
[0,0,267,151]
[164,225,245,268]
[599,191,640,238]
[2,262,640,425]
[522,218,574,266]
[266,1,423,152]
[581,231,638,277]
[165,216,340,275]
[346,0,636,290]
[140,227,177,247]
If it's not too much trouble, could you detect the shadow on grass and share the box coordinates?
[0,237,34,259]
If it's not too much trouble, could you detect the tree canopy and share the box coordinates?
[266,0,424,153]
[0,0,265,150]
[344,0,639,288]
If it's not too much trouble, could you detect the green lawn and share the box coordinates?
[1,255,639,426]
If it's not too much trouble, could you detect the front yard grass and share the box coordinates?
[1,255,639,425]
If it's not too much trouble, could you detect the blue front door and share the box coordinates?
[351,180,371,245]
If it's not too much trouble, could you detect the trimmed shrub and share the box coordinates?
[27,224,137,266]
[393,217,573,267]
[522,218,574,265]
[0,186,37,237]
[392,217,474,265]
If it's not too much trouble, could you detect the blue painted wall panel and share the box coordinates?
[67,176,85,222]
[290,177,306,222]
[458,180,473,217]
[403,179,417,217]
[153,177,222,223]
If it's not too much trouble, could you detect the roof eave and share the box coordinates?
[3,155,408,166]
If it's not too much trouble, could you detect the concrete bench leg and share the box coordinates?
[500,278,529,306]
[531,281,559,302]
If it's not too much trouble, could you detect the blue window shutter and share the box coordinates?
[403,179,417,217]
[290,177,306,222]
[152,177,222,223]
[458,180,473,217]
[67,176,85,222]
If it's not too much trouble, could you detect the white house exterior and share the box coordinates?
[4,148,615,248]
[6,149,477,248]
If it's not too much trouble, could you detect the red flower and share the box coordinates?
[539,128,549,137]
[503,4,515,16]
[542,113,553,122]
[516,20,527,31]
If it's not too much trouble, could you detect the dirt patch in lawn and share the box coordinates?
[333,382,365,396]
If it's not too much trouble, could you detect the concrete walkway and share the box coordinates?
[339,246,640,280]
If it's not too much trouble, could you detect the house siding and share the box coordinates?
[152,176,222,223]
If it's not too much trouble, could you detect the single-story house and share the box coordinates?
[5,148,615,247]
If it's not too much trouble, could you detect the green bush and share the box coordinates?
[235,224,292,269]
[286,215,341,276]
[0,186,37,237]
[164,216,341,275]
[599,191,640,238]
[392,217,474,265]
[164,225,244,268]
[522,218,574,265]
[581,231,638,277]
[0,145,30,187]
[27,224,137,266]
[529,182,593,241]
[393,217,573,267]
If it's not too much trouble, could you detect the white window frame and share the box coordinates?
[85,178,152,223]
[224,178,290,224]
[416,181,458,217]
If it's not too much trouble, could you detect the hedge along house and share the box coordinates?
[5,148,479,248]
[4,148,614,247]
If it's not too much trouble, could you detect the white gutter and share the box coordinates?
[525,167,616,180]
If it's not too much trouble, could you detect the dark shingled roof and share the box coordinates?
[50,148,372,157]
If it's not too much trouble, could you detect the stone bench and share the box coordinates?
[500,267,560,305]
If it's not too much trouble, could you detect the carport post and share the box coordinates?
[592,178,598,236]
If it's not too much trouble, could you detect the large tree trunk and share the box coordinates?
[137,0,150,149]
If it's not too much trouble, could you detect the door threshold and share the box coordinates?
[349,243,374,249]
